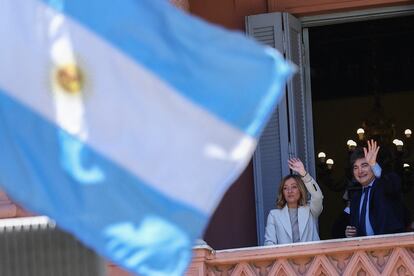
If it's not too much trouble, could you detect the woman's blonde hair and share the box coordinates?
[275,174,308,209]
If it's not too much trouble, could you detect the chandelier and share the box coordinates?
[316,95,413,193]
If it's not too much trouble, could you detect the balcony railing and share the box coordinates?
[187,233,414,275]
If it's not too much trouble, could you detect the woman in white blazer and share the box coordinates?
[264,158,323,245]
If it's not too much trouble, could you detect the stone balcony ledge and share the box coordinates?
[187,232,414,275]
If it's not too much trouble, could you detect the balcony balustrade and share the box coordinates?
[187,233,414,275]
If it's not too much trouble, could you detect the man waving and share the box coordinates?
[345,140,405,237]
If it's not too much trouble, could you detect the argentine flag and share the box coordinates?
[0,0,293,275]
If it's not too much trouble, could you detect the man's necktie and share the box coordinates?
[359,186,371,236]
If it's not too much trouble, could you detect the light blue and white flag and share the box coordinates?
[0,0,293,275]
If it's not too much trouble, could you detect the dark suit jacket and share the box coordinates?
[350,172,405,236]
[331,210,350,239]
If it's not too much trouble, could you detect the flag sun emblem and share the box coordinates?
[55,64,84,94]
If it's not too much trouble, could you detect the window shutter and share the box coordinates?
[0,217,104,275]
[283,13,316,176]
[246,12,315,245]
[246,12,290,245]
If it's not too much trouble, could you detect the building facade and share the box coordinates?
[1,0,414,275]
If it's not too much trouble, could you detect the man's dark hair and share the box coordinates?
[350,147,365,167]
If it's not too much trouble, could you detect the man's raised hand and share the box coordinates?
[364,139,380,166]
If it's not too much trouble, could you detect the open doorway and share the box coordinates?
[308,15,414,239]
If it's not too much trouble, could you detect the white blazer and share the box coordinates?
[264,174,323,245]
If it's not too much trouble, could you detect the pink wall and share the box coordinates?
[189,0,267,31]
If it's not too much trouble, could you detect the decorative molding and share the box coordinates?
[327,252,353,274]
[268,260,297,276]
[307,255,339,276]
[251,260,274,275]
[187,233,414,275]
[406,247,414,261]
[267,0,412,16]
[382,248,414,275]
[288,256,314,275]
[231,262,257,276]
[367,249,392,273]
[342,251,380,275]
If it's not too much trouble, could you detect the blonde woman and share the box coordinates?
[264,158,323,245]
